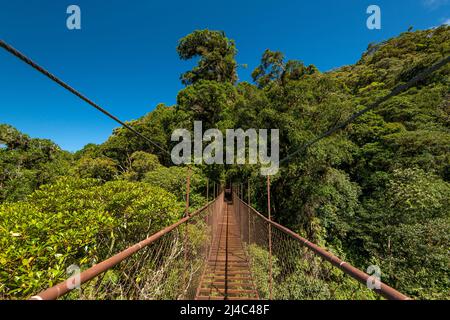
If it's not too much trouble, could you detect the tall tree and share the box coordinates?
[252,49,317,88]
[177,30,238,85]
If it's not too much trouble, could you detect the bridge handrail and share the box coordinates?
[30,195,222,300]
[234,195,410,300]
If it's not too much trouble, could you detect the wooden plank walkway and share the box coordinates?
[195,200,259,300]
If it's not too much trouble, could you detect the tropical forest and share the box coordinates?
[1,26,449,300]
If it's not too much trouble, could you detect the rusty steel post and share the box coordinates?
[247,179,251,244]
[185,167,191,213]
[183,166,191,298]
[238,183,242,239]
[267,175,273,300]
[239,183,242,239]
[205,178,210,227]
[241,183,244,240]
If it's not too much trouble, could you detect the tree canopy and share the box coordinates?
[1,26,449,300]
[177,30,238,85]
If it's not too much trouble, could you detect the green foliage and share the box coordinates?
[382,218,450,299]
[242,26,450,299]
[247,244,377,300]
[252,49,318,88]
[246,244,280,299]
[0,177,183,298]
[383,168,450,224]
[97,104,191,166]
[144,166,206,209]
[122,151,161,181]
[177,30,238,85]
[74,157,118,181]
[0,124,71,202]
[1,26,449,300]
[177,80,237,128]
[0,124,30,149]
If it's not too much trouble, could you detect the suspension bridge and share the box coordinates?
[28,186,408,300]
[1,39,448,301]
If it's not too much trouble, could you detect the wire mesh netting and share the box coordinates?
[24,190,400,300]
[232,192,379,300]
[59,193,224,300]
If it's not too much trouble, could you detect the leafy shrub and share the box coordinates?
[0,125,71,202]
[144,166,207,209]
[74,157,118,181]
[0,177,183,299]
[247,244,377,300]
[128,151,161,180]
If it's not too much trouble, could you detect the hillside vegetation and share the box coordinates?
[1,26,449,299]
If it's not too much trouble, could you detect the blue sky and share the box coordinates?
[1,0,449,151]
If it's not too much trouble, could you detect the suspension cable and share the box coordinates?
[279,55,450,166]
[0,39,171,156]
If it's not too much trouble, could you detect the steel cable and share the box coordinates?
[279,55,450,166]
[0,40,171,156]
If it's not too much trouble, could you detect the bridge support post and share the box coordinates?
[267,175,273,300]
[237,183,241,236]
[183,166,191,299]
[248,179,251,244]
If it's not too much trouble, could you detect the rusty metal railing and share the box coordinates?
[31,193,224,300]
[232,192,410,300]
